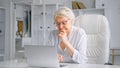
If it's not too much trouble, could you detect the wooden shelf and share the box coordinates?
[110,48,120,64]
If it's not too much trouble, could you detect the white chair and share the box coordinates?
[74,14,111,64]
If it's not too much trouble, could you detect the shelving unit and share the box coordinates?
[13,2,31,59]
[72,0,105,17]
[12,1,63,59]
[73,8,105,17]
[0,7,5,61]
[110,48,120,64]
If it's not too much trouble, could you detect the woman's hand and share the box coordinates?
[57,54,64,62]
[58,30,74,57]
[58,30,68,42]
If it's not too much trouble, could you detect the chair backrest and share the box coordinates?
[74,14,111,64]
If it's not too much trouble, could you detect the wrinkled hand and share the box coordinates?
[57,54,64,62]
[58,30,68,42]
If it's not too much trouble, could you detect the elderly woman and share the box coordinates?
[48,7,87,64]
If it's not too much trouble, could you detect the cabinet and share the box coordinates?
[31,4,62,45]
[95,0,105,8]
[0,7,5,61]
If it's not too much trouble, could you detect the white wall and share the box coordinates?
[105,0,120,48]
[105,0,120,65]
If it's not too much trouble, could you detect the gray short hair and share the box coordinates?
[54,7,75,21]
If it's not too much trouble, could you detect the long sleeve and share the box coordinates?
[48,26,87,64]
[72,30,87,63]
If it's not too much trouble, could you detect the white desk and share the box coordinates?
[0,60,120,68]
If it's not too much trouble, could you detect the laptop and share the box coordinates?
[24,45,60,68]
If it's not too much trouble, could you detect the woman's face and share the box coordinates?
[55,16,72,35]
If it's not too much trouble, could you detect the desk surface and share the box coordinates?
[0,60,120,68]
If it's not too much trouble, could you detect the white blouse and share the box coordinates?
[48,26,87,63]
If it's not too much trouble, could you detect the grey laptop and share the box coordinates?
[24,45,60,68]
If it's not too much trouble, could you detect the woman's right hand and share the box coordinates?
[58,30,68,42]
